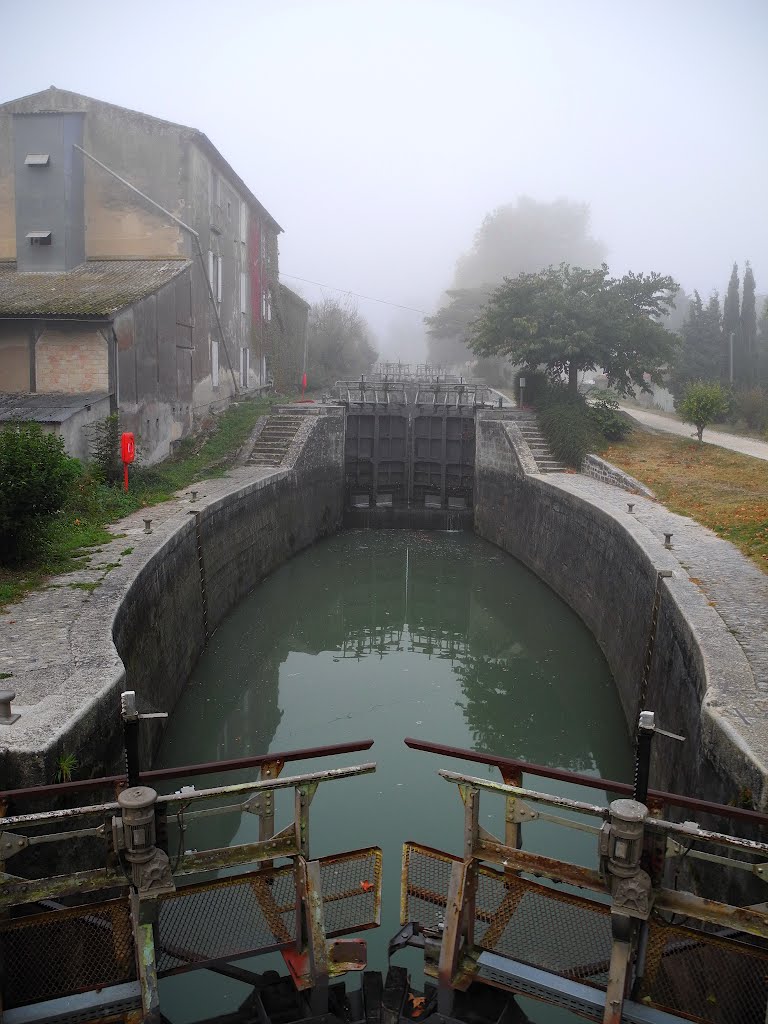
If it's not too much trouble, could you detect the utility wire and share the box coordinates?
[279,273,433,317]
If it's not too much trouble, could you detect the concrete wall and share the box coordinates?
[582,454,655,498]
[474,413,765,816]
[0,410,345,791]
[114,267,195,463]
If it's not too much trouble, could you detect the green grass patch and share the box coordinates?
[603,432,768,573]
[0,394,277,608]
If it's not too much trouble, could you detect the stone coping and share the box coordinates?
[0,464,283,759]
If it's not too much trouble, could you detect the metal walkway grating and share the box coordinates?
[640,919,768,1024]
[401,843,610,986]
[157,847,383,976]
[0,899,136,1010]
[402,842,768,1022]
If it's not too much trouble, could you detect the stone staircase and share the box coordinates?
[516,415,567,473]
[247,413,305,467]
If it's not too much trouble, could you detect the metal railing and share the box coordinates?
[400,737,768,1024]
[0,739,380,1021]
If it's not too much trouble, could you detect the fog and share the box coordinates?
[4,0,767,362]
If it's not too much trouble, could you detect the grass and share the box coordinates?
[0,394,277,608]
[603,431,768,572]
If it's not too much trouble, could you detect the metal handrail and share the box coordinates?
[2,763,376,830]
[0,738,374,804]
[406,736,768,828]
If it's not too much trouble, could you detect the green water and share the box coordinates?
[156,530,633,1022]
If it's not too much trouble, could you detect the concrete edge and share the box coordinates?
[501,421,541,476]
[583,454,656,498]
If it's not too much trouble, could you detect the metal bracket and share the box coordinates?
[510,799,539,824]
[0,831,28,860]
[666,836,768,879]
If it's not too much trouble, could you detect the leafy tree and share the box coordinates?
[428,197,606,368]
[723,262,740,382]
[671,291,723,399]
[0,423,80,564]
[741,262,758,385]
[468,263,679,397]
[307,297,377,389]
[679,381,729,442]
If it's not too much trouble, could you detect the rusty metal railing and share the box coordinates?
[0,737,374,808]
[404,736,768,829]
[0,741,381,1021]
[401,739,768,1024]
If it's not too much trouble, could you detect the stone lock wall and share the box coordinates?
[0,410,344,790]
[474,414,767,816]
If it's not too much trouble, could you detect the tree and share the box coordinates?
[428,197,606,368]
[723,262,740,383]
[468,263,679,397]
[0,423,79,564]
[679,381,729,442]
[671,291,723,400]
[741,262,757,385]
[425,287,491,368]
[306,297,377,389]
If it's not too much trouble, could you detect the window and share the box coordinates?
[227,200,232,221]
[240,346,250,388]
[211,339,219,388]
[240,271,248,315]
[208,251,222,303]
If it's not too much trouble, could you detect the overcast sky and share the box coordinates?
[4,0,767,356]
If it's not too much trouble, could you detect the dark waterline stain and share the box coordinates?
[157,530,632,1024]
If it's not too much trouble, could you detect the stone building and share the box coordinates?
[0,87,307,462]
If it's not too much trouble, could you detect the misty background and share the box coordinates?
[3,0,767,366]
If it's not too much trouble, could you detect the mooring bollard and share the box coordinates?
[664,532,673,548]
[143,518,152,535]
[627,503,635,514]
[0,690,20,725]
[189,490,198,502]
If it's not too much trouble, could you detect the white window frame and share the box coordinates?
[240,346,250,388]
[240,270,248,315]
[211,338,219,388]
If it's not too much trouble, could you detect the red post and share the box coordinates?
[301,372,307,397]
[121,432,135,492]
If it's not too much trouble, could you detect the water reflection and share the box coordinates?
[158,530,630,845]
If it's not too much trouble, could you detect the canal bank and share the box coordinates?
[0,403,766,824]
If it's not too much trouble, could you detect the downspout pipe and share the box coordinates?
[73,144,239,396]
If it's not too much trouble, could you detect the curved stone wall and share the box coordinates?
[0,409,344,790]
[474,413,766,812]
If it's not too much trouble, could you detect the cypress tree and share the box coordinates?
[722,263,740,383]
[741,262,757,385]
[673,291,722,400]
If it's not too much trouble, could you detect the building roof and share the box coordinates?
[0,259,191,317]
[0,87,283,233]
[0,391,110,423]
[278,282,311,310]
